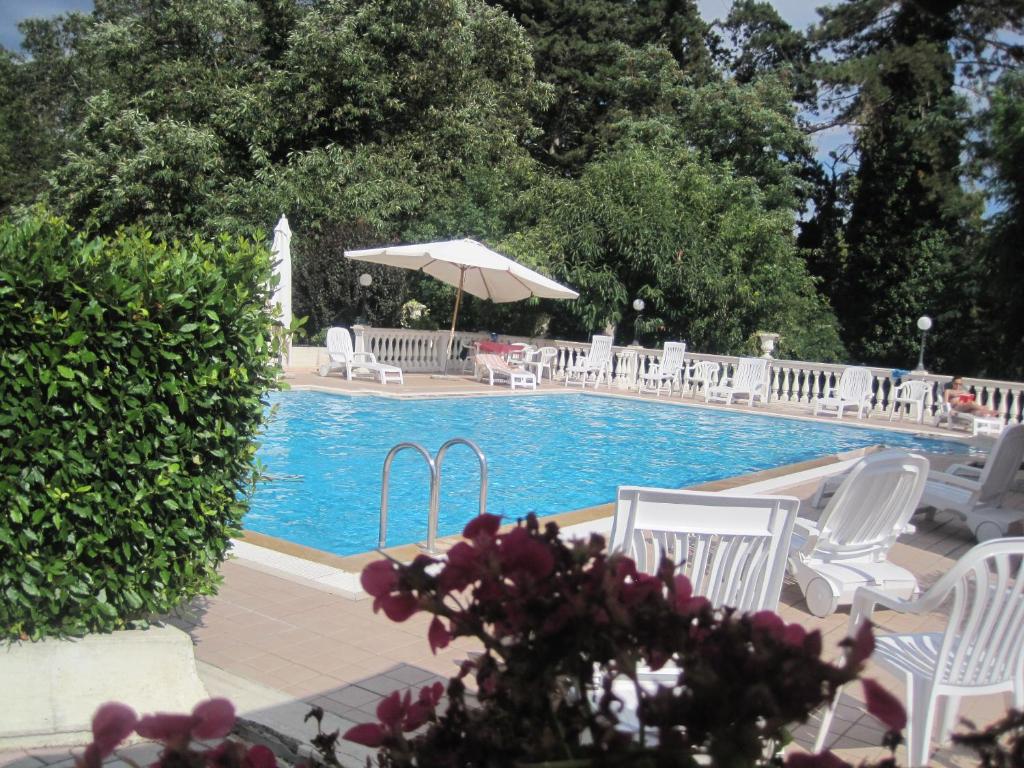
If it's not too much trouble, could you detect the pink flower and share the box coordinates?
[135,699,236,743]
[848,621,875,666]
[374,592,419,622]
[862,678,907,731]
[750,611,785,637]
[464,513,502,540]
[428,617,451,654]
[191,698,235,740]
[135,713,193,742]
[438,542,481,593]
[621,573,661,606]
[783,623,808,648]
[376,691,406,728]
[361,559,398,598]
[343,722,385,747]
[90,702,138,756]
[496,527,554,578]
[243,744,278,768]
[419,681,444,707]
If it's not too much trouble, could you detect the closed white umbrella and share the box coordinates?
[270,214,292,365]
[344,238,578,359]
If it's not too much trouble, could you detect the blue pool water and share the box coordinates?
[247,390,967,556]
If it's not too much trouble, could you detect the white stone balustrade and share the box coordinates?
[297,327,1023,424]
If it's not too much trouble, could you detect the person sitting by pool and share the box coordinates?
[944,376,997,417]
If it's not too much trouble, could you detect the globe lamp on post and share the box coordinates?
[357,273,373,325]
[631,298,645,347]
[914,315,932,372]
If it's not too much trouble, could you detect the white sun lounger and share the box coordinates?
[319,327,404,384]
[475,353,537,390]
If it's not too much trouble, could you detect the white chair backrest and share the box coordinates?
[978,424,1024,505]
[537,347,558,364]
[691,360,720,386]
[659,342,687,373]
[610,487,800,613]
[928,538,1024,690]
[895,379,932,402]
[588,334,613,366]
[814,450,929,560]
[837,366,874,401]
[476,353,511,372]
[733,357,768,392]
[326,327,354,360]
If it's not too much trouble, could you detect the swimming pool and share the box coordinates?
[246,390,968,556]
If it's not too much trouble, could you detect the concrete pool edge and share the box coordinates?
[230,444,891,598]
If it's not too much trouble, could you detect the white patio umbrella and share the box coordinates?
[270,214,292,365]
[343,238,578,360]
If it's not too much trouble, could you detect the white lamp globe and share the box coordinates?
[358,273,373,287]
[632,298,645,312]
[917,315,933,332]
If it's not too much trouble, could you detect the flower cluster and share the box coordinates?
[75,698,276,768]
[344,513,903,767]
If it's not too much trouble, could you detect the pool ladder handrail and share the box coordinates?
[378,438,488,553]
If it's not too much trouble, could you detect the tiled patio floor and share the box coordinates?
[4,373,1019,768]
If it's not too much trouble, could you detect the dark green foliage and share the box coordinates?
[514,144,844,360]
[977,71,1024,379]
[0,210,281,639]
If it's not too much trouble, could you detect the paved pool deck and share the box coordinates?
[4,372,1020,768]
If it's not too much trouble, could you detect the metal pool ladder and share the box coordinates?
[378,438,488,554]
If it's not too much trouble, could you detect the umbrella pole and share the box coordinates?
[444,269,465,371]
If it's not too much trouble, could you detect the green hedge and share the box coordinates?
[0,211,281,639]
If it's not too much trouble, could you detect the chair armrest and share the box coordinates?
[928,470,981,491]
[947,463,983,480]
[792,517,820,539]
[848,584,926,632]
[353,352,378,364]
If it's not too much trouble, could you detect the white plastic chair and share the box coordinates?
[603,487,800,738]
[815,538,1024,767]
[319,327,405,384]
[787,450,929,617]
[888,380,933,424]
[610,486,800,613]
[682,360,720,399]
[705,357,769,406]
[813,366,874,419]
[474,353,537,390]
[637,342,687,396]
[920,424,1024,541]
[526,346,558,382]
[564,335,613,389]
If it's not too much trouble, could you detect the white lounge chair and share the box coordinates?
[813,366,874,419]
[887,379,933,423]
[815,538,1024,767]
[705,357,768,406]
[787,450,929,617]
[564,334,613,389]
[610,486,800,613]
[319,327,404,384]
[919,423,1024,541]
[637,342,687,396]
[936,399,1006,437]
[682,360,720,399]
[475,353,537,390]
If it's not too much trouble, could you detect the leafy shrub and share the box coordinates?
[0,210,281,639]
[338,514,905,767]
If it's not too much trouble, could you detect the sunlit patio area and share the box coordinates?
[5,371,1020,768]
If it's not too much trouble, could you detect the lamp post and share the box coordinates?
[631,298,645,347]
[914,315,932,372]
[357,273,372,324]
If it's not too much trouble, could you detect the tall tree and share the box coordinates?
[808,0,1021,369]
[977,71,1024,378]
[486,0,714,172]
